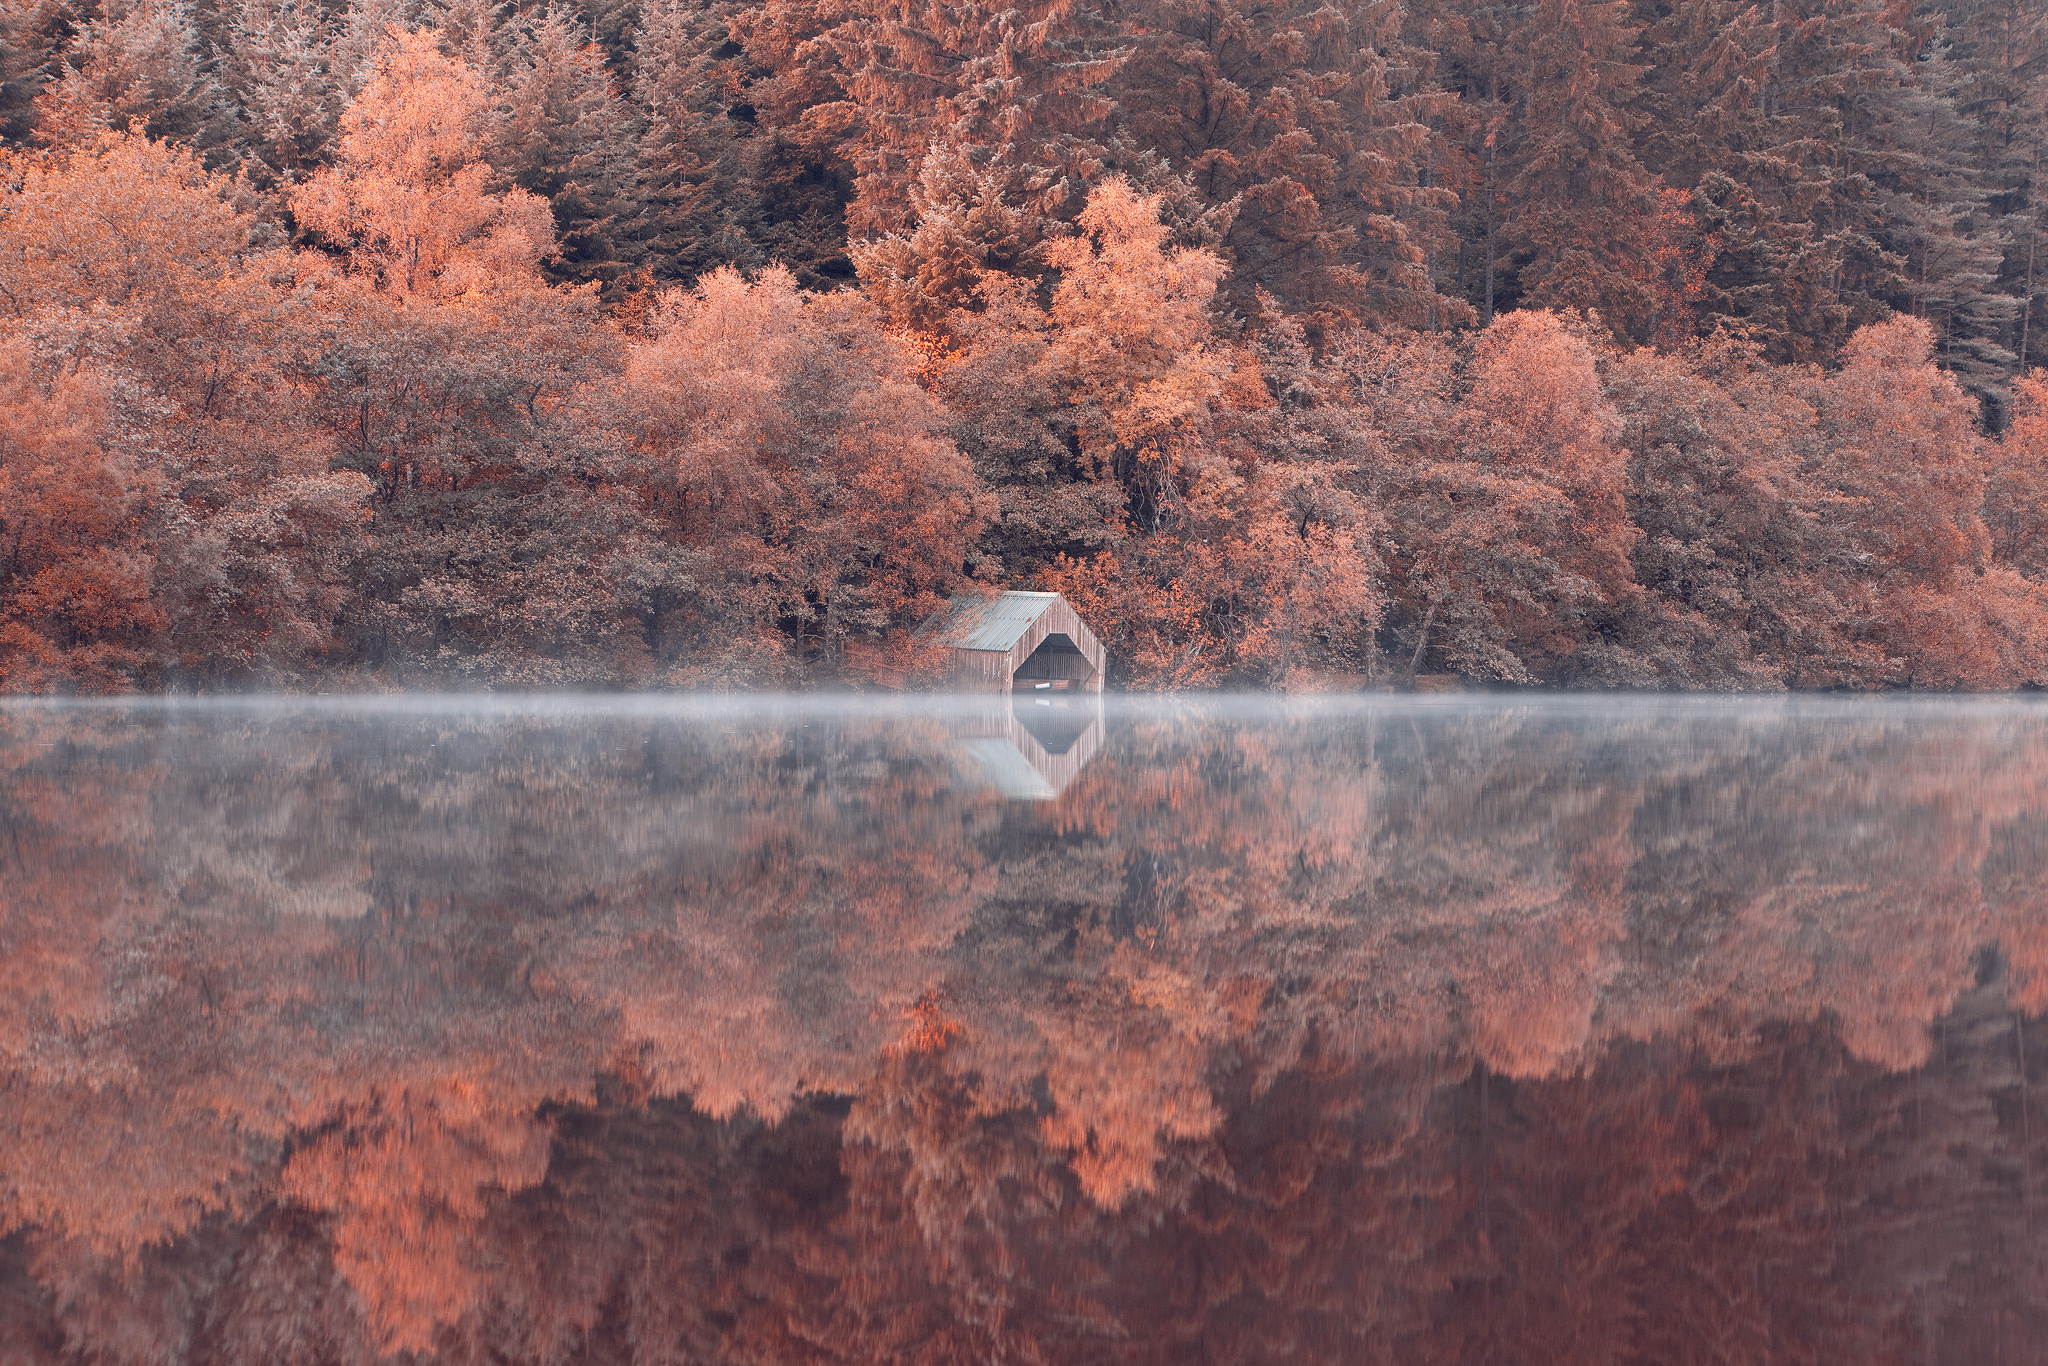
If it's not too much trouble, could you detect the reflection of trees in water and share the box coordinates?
[0,702,2045,1361]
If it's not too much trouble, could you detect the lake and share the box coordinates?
[0,695,2042,1363]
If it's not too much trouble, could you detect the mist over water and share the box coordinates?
[1,696,2044,1364]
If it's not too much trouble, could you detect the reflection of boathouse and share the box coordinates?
[926,591,1107,694]
[953,694,1105,800]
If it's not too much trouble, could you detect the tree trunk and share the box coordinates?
[1404,597,1440,686]
[2022,209,2038,373]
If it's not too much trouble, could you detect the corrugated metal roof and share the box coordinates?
[929,591,1061,652]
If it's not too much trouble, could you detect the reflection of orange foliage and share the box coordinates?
[897,990,963,1055]
[1467,800,1632,1079]
[4,701,2048,1359]
[281,1084,552,1353]
[1035,951,1228,1207]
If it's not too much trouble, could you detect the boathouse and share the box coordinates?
[926,591,1107,694]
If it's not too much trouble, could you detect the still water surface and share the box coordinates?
[0,695,2043,1363]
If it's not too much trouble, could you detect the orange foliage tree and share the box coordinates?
[290,28,555,300]
[0,132,371,689]
[622,265,994,683]
[1985,371,2048,581]
[917,179,1388,687]
[12,56,2048,691]
[1804,318,2048,687]
[0,349,164,690]
[1352,311,1642,683]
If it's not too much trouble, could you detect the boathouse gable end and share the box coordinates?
[922,591,1107,693]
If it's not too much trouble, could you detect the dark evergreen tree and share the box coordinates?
[0,0,67,146]
[1414,0,1662,339]
[1106,0,1462,332]
[1936,0,2048,389]
[214,0,346,186]
[35,0,221,149]
[806,0,1129,237]
[496,1,639,290]
[624,0,766,285]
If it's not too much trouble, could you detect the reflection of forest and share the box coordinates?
[1,699,2044,1363]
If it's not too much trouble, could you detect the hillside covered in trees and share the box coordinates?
[10,0,2048,689]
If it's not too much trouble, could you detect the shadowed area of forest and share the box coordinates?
[0,697,2042,1362]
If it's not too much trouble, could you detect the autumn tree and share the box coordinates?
[291,26,555,298]
[622,265,994,682]
[1354,310,1641,682]
[1985,371,2048,578]
[1603,341,1826,685]
[0,132,371,688]
[942,180,1392,684]
[0,343,165,691]
[1801,316,2048,686]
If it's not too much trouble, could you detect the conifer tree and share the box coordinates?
[332,0,423,90]
[1495,0,1657,335]
[435,0,504,73]
[35,0,218,148]
[1108,0,1460,330]
[627,0,858,286]
[495,2,638,291]
[813,0,1129,237]
[1415,0,1663,336]
[852,145,1032,330]
[216,0,345,185]
[1621,0,1883,361]
[1934,0,2048,382]
[624,0,765,283]
[1850,19,2018,407]
[0,0,65,146]
[1727,0,1922,354]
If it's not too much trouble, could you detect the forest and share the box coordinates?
[9,0,2048,689]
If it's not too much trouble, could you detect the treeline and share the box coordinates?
[9,8,2048,688]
